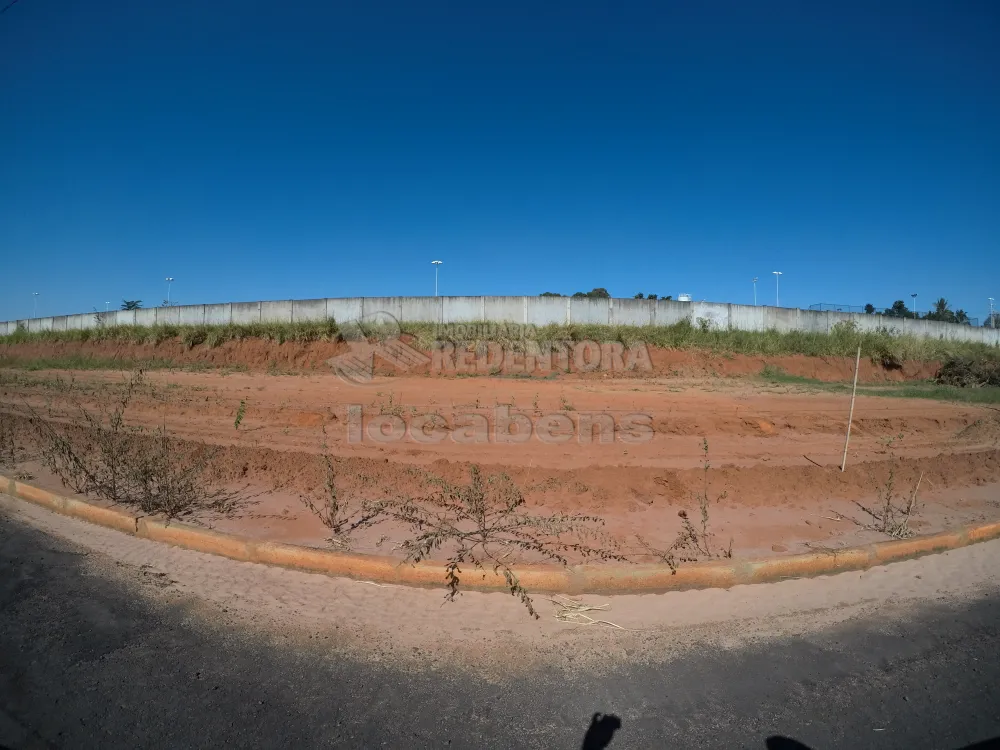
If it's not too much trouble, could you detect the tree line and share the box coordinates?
[865,298,987,326]
[540,289,673,300]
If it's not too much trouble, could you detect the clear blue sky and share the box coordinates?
[2,0,998,322]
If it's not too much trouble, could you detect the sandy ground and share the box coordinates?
[4,491,1000,678]
[3,365,1000,560]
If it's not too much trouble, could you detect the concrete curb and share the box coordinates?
[4,474,1000,594]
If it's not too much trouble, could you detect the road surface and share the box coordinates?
[1,494,999,749]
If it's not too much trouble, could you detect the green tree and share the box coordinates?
[647,293,658,300]
[634,293,644,299]
[925,297,957,324]
[864,303,876,314]
[572,288,611,298]
[956,309,970,324]
[883,300,912,318]
[539,292,563,297]
[121,300,143,310]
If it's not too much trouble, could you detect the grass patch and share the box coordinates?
[856,384,1000,405]
[1,319,341,348]
[759,364,840,387]
[0,355,179,371]
[401,319,999,364]
[758,365,1000,404]
[0,355,248,374]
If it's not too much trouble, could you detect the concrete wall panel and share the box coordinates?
[327,297,364,324]
[260,301,292,324]
[362,297,405,324]
[729,304,766,332]
[175,305,204,325]
[396,296,439,322]
[441,296,484,323]
[690,302,728,330]
[611,298,652,327]
[482,296,525,323]
[156,306,180,326]
[231,301,261,325]
[653,300,692,327]
[115,310,136,327]
[204,303,232,326]
[134,308,157,327]
[570,297,609,325]
[527,296,569,326]
[291,298,327,323]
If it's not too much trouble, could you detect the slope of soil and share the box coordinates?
[0,338,941,382]
[3,368,999,562]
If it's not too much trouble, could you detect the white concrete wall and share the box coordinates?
[4,297,1000,346]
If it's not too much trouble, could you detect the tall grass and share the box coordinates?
[400,319,1000,364]
[3,318,999,364]
[2,319,341,348]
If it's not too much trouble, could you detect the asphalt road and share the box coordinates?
[2,508,1000,749]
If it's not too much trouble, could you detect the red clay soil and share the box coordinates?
[3,367,999,562]
[1,337,940,382]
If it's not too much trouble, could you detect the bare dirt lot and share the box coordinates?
[3,352,1000,564]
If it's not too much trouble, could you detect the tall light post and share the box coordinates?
[32,292,39,318]
[105,301,110,312]
[772,271,782,307]
[752,277,758,306]
[431,260,442,297]
[165,277,174,306]
[911,293,918,319]
[990,297,995,328]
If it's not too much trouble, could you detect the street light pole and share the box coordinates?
[105,301,110,312]
[911,293,918,319]
[752,277,758,306]
[431,260,442,297]
[989,297,995,328]
[772,271,782,307]
[165,277,175,306]
[32,292,39,318]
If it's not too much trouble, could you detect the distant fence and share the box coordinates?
[809,303,866,313]
[3,296,1000,346]
[810,303,980,327]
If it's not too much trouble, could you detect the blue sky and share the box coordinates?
[2,0,998,322]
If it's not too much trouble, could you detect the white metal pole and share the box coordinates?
[752,277,757,306]
[431,260,442,297]
[32,292,38,318]
[841,345,862,472]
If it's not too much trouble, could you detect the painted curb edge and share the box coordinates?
[4,474,1000,595]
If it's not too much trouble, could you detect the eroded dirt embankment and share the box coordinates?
[0,337,940,382]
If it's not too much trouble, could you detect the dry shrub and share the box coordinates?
[634,438,732,570]
[25,370,250,522]
[936,356,1000,388]
[303,462,624,618]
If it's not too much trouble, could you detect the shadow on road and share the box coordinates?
[767,736,1000,750]
[581,712,622,749]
